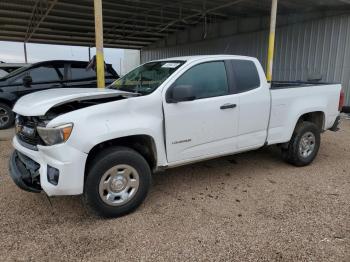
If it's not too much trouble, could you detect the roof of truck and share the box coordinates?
[155,55,256,63]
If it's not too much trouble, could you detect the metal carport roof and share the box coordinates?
[1,0,350,49]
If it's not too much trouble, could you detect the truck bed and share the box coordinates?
[267,81,341,145]
[270,81,337,89]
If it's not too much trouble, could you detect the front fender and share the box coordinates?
[48,93,167,166]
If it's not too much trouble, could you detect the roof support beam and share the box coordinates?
[0,28,154,46]
[102,0,229,18]
[103,1,226,44]
[115,0,246,42]
[0,10,184,34]
[1,4,186,31]
[25,0,58,42]
[159,0,246,32]
[0,18,169,38]
[0,35,141,49]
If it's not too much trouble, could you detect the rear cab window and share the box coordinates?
[230,60,260,93]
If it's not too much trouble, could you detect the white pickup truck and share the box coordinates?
[9,55,344,218]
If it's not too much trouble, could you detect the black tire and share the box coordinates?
[83,146,152,218]
[282,121,321,167]
[0,103,14,130]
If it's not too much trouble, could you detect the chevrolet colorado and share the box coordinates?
[9,55,343,218]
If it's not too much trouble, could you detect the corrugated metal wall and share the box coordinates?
[141,14,350,106]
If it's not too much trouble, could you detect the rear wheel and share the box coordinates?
[0,103,14,130]
[282,121,321,167]
[83,146,152,218]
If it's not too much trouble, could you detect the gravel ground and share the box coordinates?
[0,128,13,141]
[0,121,349,262]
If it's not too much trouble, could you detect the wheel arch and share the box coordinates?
[85,134,158,174]
[295,111,325,132]
[279,110,325,148]
[0,98,14,108]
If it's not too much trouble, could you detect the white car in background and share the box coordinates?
[9,55,344,218]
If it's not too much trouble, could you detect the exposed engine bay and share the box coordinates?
[45,96,127,120]
[15,94,131,149]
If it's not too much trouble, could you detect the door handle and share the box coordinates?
[51,84,61,88]
[220,103,237,110]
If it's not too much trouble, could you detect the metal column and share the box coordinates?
[94,0,105,88]
[267,0,278,82]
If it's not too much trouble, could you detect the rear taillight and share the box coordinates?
[339,90,345,112]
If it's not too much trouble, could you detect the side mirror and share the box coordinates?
[167,85,196,103]
[23,75,33,87]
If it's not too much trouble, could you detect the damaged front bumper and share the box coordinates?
[9,136,88,196]
[9,150,42,193]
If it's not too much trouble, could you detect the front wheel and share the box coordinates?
[83,146,152,218]
[282,121,321,167]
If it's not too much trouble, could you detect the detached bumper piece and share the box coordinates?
[329,116,341,132]
[9,150,42,193]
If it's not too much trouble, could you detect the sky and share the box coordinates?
[0,41,125,75]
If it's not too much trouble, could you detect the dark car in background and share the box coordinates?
[0,60,119,129]
[0,62,30,78]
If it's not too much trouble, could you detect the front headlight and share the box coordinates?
[37,123,73,146]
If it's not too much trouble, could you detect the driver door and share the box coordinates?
[163,61,239,164]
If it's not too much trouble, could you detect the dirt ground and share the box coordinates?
[0,121,349,262]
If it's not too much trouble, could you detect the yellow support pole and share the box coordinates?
[267,0,278,82]
[94,0,105,88]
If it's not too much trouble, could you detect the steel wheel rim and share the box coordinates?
[99,164,140,206]
[299,131,316,158]
[0,107,9,127]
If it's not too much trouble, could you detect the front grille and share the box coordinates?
[16,115,44,148]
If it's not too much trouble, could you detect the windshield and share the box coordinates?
[0,65,30,80]
[109,61,185,95]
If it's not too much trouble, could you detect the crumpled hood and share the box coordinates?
[13,88,136,116]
